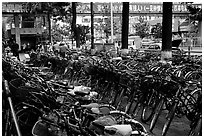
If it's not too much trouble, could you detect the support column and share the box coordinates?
[91,2,95,54]
[14,15,21,50]
[110,2,113,43]
[121,2,129,55]
[47,13,52,43]
[161,2,172,64]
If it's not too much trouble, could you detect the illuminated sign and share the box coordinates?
[76,3,202,14]
[2,3,27,13]
[2,2,201,14]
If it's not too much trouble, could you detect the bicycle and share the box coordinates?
[162,80,202,136]
[2,78,22,136]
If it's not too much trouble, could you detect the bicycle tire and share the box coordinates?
[124,119,148,136]
[4,109,14,136]
[185,71,202,81]
[15,107,42,136]
[131,92,145,117]
[109,110,132,124]
[162,102,178,136]
[188,117,202,136]
[149,98,164,132]
[141,91,157,123]
[99,104,116,111]
[116,88,127,110]
[185,89,201,116]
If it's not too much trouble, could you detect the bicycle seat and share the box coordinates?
[104,125,132,136]
[74,91,90,97]
[187,80,198,85]
[50,81,74,90]
[81,103,99,108]
[82,103,111,115]
[144,75,153,78]
[75,96,92,105]
[197,82,202,88]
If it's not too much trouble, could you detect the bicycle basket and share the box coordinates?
[32,120,67,136]
[89,115,117,135]
[119,74,131,87]
[9,78,40,99]
[159,81,179,97]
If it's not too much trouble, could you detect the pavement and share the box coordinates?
[180,46,202,56]
[140,46,202,56]
[117,97,192,136]
[133,109,191,136]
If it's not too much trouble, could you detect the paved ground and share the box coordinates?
[133,109,191,136]
[117,97,192,136]
[140,46,202,56]
[180,46,202,56]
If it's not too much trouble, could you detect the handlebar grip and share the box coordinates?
[41,115,55,123]
[3,79,12,97]
[41,115,64,127]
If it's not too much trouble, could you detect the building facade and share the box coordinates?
[2,2,49,50]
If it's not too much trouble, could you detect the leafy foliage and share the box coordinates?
[132,17,150,39]
[78,25,90,45]
[51,21,72,42]
[22,2,71,21]
[151,23,162,38]
[71,25,90,45]
[94,4,121,42]
[187,4,202,21]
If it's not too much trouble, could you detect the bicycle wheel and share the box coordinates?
[124,119,148,136]
[185,89,201,115]
[3,109,15,136]
[141,91,157,123]
[149,98,164,132]
[185,71,202,81]
[131,92,145,117]
[162,102,178,136]
[99,104,116,111]
[109,110,132,124]
[15,106,42,136]
[188,117,202,136]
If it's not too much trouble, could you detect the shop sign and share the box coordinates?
[76,3,201,14]
[2,3,27,13]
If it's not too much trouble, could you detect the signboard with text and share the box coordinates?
[2,2,201,14]
[2,3,27,13]
[76,3,201,14]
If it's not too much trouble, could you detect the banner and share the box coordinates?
[76,3,201,14]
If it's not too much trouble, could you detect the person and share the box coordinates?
[22,43,27,53]
[11,40,19,58]
[53,42,60,55]
[59,43,68,58]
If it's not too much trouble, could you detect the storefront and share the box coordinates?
[2,2,48,51]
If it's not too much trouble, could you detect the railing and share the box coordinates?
[180,37,202,47]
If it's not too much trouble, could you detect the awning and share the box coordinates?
[148,18,162,26]
[179,18,193,32]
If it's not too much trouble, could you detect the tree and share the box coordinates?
[78,25,90,45]
[103,18,121,42]
[151,23,162,39]
[93,3,121,42]
[22,2,72,43]
[51,21,71,42]
[22,2,71,21]
[132,17,150,39]
[187,3,202,38]
[71,2,82,48]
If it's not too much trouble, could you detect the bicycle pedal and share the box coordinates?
[175,113,183,118]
